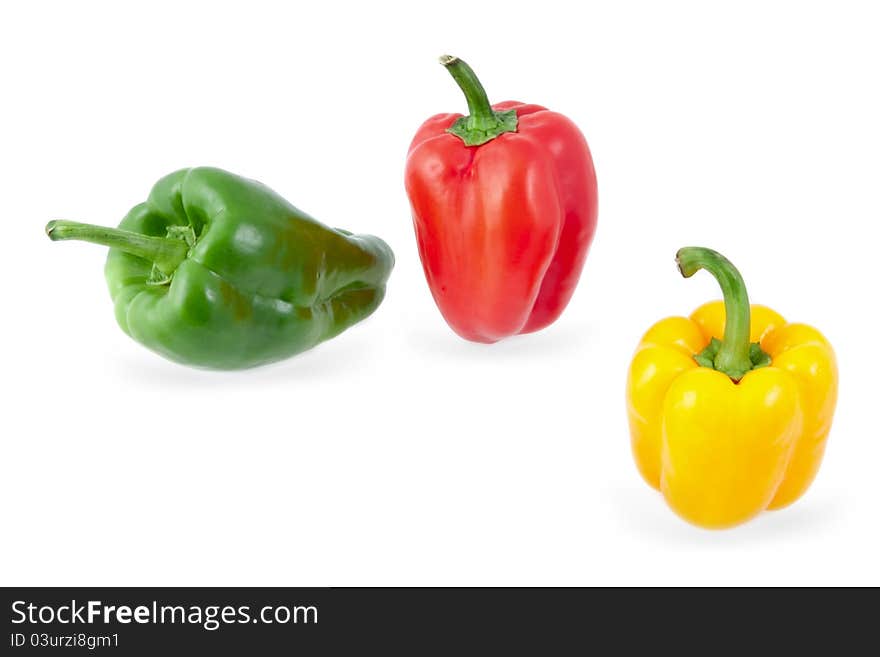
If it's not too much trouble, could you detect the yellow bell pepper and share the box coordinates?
[626,247,838,529]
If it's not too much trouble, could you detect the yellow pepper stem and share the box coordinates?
[676,247,770,381]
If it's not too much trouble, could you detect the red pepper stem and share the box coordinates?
[676,247,755,380]
[46,220,189,276]
[439,55,495,121]
[439,55,518,147]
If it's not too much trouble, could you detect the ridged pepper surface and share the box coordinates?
[405,56,598,342]
[47,167,394,369]
[626,247,837,529]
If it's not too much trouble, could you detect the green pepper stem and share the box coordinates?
[676,247,754,380]
[439,55,518,147]
[46,220,189,276]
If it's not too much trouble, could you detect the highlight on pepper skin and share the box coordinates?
[625,247,838,529]
[45,167,395,370]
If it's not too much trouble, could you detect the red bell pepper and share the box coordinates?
[405,56,598,343]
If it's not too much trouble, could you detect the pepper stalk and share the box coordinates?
[46,219,191,277]
[440,55,518,147]
[676,246,771,381]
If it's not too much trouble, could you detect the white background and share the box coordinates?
[2,1,878,586]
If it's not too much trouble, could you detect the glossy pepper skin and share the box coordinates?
[46,167,394,369]
[405,56,597,342]
[626,248,837,529]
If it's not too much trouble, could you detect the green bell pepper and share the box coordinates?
[46,167,394,369]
